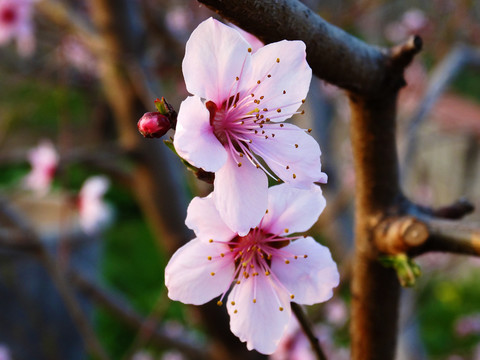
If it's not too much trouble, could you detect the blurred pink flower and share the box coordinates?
[165,184,339,354]
[78,176,111,234]
[58,36,98,75]
[23,140,58,196]
[384,8,428,43]
[174,18,326,234]
[0,0,36,56]
[455,313,480,337]
[270,316,349,360]
[0,345,11,360]
[324,298,348,327]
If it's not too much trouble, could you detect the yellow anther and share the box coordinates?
[265,271,270,276]
[302,99,305,103]
[231,301,236,306]
[256,164,260,168]
[280,124,284,127]
[267,74,271,78]
[301,110,305,115]
[239,153,244,157]
[207,256,212,260]
[220,253,225,257]
[260,96,264,100]
[217,300,223,306]
[236,76,239,81]
[234,309,238,314]
[304,254,308,258]
[237,163,242,167]
[308,128,312,133]
[277,109,281,113]
[253,299,257,303]
[265,135,268,139]
[285,260,290,264]
[209,239,213,243]
[293,174,297,179]
[276,58,280,63]
[279,307,284,311]
[236,280,241,284]
[265,209,269,214]
[290,294,295,299]
[250,264,254,268]
[211,272,215,276]
[294,255,298,259]
[248,47,252,52]
[283,90,286,94]
[284,228,289,233]
[286,165,290,170]
[295,144,299,148]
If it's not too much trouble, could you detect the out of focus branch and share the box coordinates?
[0,197,110,360]
[291,303,327,360]
[402,45,480,181]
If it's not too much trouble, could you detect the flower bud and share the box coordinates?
[137,112,171,138]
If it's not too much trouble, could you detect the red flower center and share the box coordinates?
[0,6,17,25]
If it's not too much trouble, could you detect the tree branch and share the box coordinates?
[0,197,110,360]
[291,303,327,360]
[198,0,394,96]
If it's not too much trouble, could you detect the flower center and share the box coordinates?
[0,6,16,24]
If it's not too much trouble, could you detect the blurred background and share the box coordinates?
[0,0,480,359]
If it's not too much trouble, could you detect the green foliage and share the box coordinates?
[418,266,480,359]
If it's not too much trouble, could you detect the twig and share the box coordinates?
[402,45,480,182]
[412,218,480,257]
[68,271,209,360]
[291,303,327,360]
[0,197,110,360]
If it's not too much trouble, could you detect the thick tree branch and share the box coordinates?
[199,0,397,96]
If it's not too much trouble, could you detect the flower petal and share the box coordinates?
[185,193,237,241]
[213,154,268,236]
[183,18,253,105]
[262,183,326,235]
[227,274,291,354]
[271,237,339,305]
[249,40,311,123]
[174,96,228,172]
[250,123,325,188]
[165,238,234,305]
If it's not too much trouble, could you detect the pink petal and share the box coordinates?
[182,18,253,105]
[185,193,237,241]
[249,40,311,123]
[271,237,339,305]
[262,183,326,235]
[165,238,234,305]
[227,274,291,354]
[173,96,227,172]
[213,154,268,236]
[250,123,325,188]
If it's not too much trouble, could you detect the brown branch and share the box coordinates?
[291,303,327,360]
[412,218,480,257]
[374,216,429,255]
[198,0,395,96]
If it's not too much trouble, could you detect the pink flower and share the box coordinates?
[165,184,339,354]
[0,0,36,56]
[173,18,326,235]
[23,140,58,196]
[78,176,111,234]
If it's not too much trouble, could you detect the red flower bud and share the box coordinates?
[137,112,171,138]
